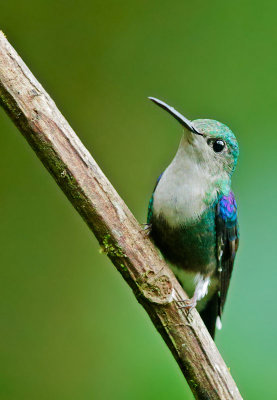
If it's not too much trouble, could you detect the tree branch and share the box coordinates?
[0,31,242,400]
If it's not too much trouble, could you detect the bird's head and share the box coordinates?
[149,97,239,196]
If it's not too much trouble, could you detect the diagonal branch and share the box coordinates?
[0,31,242,400]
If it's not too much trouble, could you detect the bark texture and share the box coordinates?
[0,31,242,400]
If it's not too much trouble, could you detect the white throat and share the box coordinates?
[153,134,229,227]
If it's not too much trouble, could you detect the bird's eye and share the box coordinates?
[207,138,225,153]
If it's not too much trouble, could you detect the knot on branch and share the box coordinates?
[138,270,173,305]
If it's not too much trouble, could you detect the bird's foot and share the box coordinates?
[141,223,152,236]
[176,298,197,314]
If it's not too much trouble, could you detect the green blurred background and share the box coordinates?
[0,1,276,399]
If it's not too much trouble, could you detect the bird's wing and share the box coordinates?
[147,173,163,224]
[201,191,239,338]
[216,191,239,318]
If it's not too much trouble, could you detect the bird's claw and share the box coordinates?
[175,298,197,314]
[141,223,152,236]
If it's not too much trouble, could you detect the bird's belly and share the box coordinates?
[151,208,217,275]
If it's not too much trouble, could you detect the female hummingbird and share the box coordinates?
[147,97,239,338]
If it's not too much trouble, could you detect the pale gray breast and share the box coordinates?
[153,153,218,227]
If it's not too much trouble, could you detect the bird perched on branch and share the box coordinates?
[147,97,239,338]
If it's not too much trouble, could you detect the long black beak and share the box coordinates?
[148,97,202,136]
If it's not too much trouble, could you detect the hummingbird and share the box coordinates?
[147,97,239,338]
